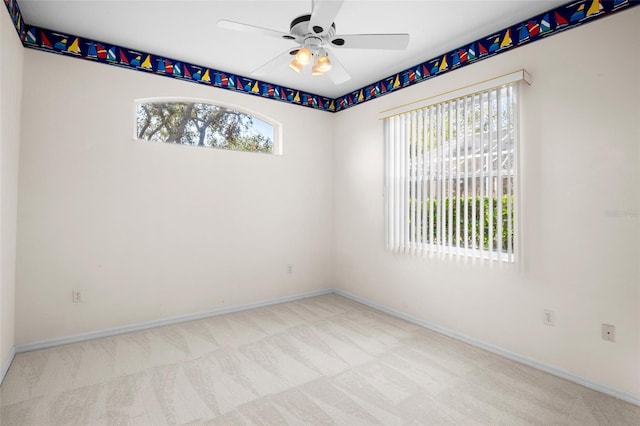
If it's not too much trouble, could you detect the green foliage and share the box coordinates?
[136,102,273,153]
[409,195,514,251]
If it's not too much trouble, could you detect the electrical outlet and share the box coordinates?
[602,324,615,342]
[543,309,555,326]
[287,264,293,274]
[72,290,82,303]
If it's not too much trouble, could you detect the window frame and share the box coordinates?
[133,97,283,155]
[382,71,529,263]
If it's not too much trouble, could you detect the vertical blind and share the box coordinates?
[383,80,520,262]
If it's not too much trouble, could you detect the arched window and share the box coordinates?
[135,99,280,154]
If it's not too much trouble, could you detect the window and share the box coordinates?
[383,73,525,262]
[135,100,278,154]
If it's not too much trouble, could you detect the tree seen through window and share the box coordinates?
[136,101,274,153]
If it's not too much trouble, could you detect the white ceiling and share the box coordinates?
[18,0,567,98]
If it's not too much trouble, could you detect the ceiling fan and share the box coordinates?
[217,0,409,84]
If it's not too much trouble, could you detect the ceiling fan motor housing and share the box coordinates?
[289,14,336,40]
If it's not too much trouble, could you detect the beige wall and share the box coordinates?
[16,51,333,344]
[331,9,640,398]
[9,5,640,401]
[0,9,24,375]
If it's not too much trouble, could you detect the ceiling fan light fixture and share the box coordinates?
[314,54,332,73]
[311,65,324,76]
[289,58,303,73]
[295,46,312,65]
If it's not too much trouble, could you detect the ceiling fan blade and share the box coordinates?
[310,0,344,36]
[217,19,294,41]
[251,48,298,76]
[330,33,410,50]
[326,51,350,84]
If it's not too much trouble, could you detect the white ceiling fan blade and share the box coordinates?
[217,19,294,41]
[326,51,350,84]
[251,48,298,76]
[330,33,410,50]
[310,0,344,36]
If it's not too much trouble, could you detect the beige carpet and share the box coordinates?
[1,294,639,425]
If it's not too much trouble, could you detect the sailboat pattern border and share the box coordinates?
[3,0,638,113]
[334,0,637,112]
[3,0,25,39]
[19,25,335,112]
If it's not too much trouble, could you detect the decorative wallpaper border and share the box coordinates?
[19,23,336,112]
[334,0,637,111]
[3,0,638,113]
[3,0,24,39]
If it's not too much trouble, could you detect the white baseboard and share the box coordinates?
[14,288,333,353]
[333,289,640,407]
[0,346,16,385]
[9,287,639,407]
